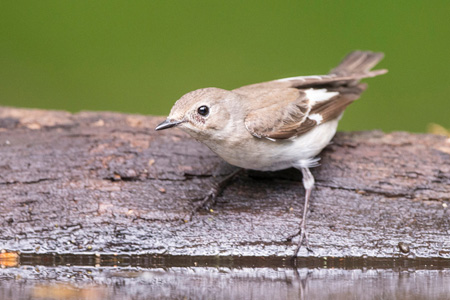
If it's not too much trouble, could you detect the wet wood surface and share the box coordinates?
[0,107,449,258]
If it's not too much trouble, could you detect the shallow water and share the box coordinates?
[1,254,449,300]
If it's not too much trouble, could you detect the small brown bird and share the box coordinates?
[156,51,387,256]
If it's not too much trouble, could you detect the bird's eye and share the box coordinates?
[197,105,209,117]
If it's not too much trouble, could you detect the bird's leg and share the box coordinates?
[287,167,315,257]
[186,167,242,221]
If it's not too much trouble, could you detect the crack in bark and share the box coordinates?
[0,178,57,185]
[317,183,450,201]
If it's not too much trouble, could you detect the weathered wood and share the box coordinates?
[0,107,449,258]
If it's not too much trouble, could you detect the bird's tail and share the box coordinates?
[330,51,387,77]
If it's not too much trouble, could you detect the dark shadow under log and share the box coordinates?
[0,107,449,258]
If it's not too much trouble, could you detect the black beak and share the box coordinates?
[155,119,183,131]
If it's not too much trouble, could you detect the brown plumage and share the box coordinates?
[240,51,387,140]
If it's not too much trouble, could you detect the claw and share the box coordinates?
[292,227,313,257]
[183,168,242,221]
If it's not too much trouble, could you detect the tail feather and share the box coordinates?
[330,51,386,75]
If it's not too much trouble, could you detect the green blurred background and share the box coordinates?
[1,1,448,132]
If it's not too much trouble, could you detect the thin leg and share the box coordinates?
[185,168,242,221]
[292,167,315,257]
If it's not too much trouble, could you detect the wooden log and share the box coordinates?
[0,107,449,258]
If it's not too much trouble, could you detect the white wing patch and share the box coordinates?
[265,137,277,142]
[308,113,323,125]
[304,88,339,105]
[276,74,335,82]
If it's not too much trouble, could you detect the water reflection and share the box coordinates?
[1,255,449,299]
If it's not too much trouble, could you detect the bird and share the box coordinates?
[155,50,387,256]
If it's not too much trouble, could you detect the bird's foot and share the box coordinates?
[182,168,242,222]
[183,185,219,222]
[289,167,315,258]
[286,221,313,257]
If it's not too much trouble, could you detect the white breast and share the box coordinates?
[205,118,340,171]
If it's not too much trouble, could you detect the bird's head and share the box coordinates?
[155,88,243,141]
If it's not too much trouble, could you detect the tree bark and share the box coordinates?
[0,107,449,258]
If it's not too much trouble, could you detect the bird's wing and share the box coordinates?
[240,51,387,140]
[243,85,365,140]
[243,89,310,140]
